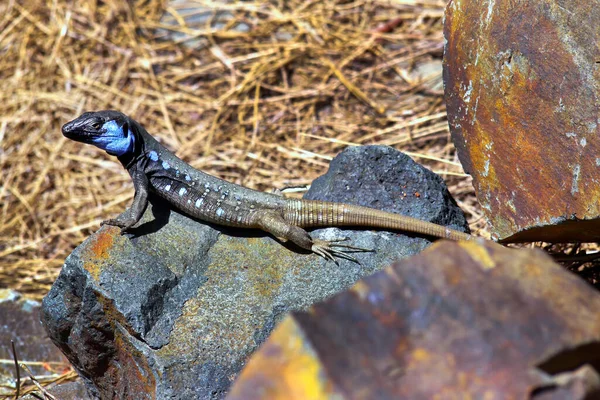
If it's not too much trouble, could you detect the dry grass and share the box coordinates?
[0,0,502,301]
[0,365,77,399]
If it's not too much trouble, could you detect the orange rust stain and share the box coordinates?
[89,228,116,259]
[458,241,496,270]
[82,228,117,281]
[411,348,431,363]
[350,281,370,301]
[113,330,157,399]
[90,292,157,398]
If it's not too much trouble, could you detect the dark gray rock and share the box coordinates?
[306,145,469,232]
[42,146,468,399]
[229,241,600,400]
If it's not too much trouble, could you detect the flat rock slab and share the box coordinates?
[443,0,600,242]
[42,145,468,399]
[228,241,600,400]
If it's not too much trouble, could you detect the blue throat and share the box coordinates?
[93,120,135,156]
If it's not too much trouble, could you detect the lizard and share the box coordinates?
[62,110,474,261]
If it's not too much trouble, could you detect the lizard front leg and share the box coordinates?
[256,212,368,262]
[101,170,149,232]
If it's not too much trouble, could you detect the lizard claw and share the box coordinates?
[326,237,372,251]
[101,218,135,234]
[311,238,372,264]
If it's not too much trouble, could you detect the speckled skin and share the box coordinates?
[62,111,473,260]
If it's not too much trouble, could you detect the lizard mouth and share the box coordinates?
[61,124,103,143]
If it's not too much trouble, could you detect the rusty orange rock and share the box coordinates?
[81,227,117,281]
[228,241,600,399]
[443,0,600,242]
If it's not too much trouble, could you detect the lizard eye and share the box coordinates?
[91,121,102,130]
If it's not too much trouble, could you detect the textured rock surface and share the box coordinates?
[306,145,469,233]
[229,241,600,400]
[443,0,600,242]
[42,146,468,399]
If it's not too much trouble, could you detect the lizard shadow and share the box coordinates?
[125,197,173,237]
[195,217,316,256]
[207,224,315,256]
[125,196,315,255]
[194,219,378,258]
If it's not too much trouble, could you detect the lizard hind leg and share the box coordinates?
[257,212,371,263]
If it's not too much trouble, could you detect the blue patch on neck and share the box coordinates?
[92,120,135,156]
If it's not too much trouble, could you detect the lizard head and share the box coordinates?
[62,110,135,156]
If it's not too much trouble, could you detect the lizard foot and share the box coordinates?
[311,237,372,264]
[101,218,136,234]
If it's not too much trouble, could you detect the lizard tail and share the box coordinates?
[283,199,473,241]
